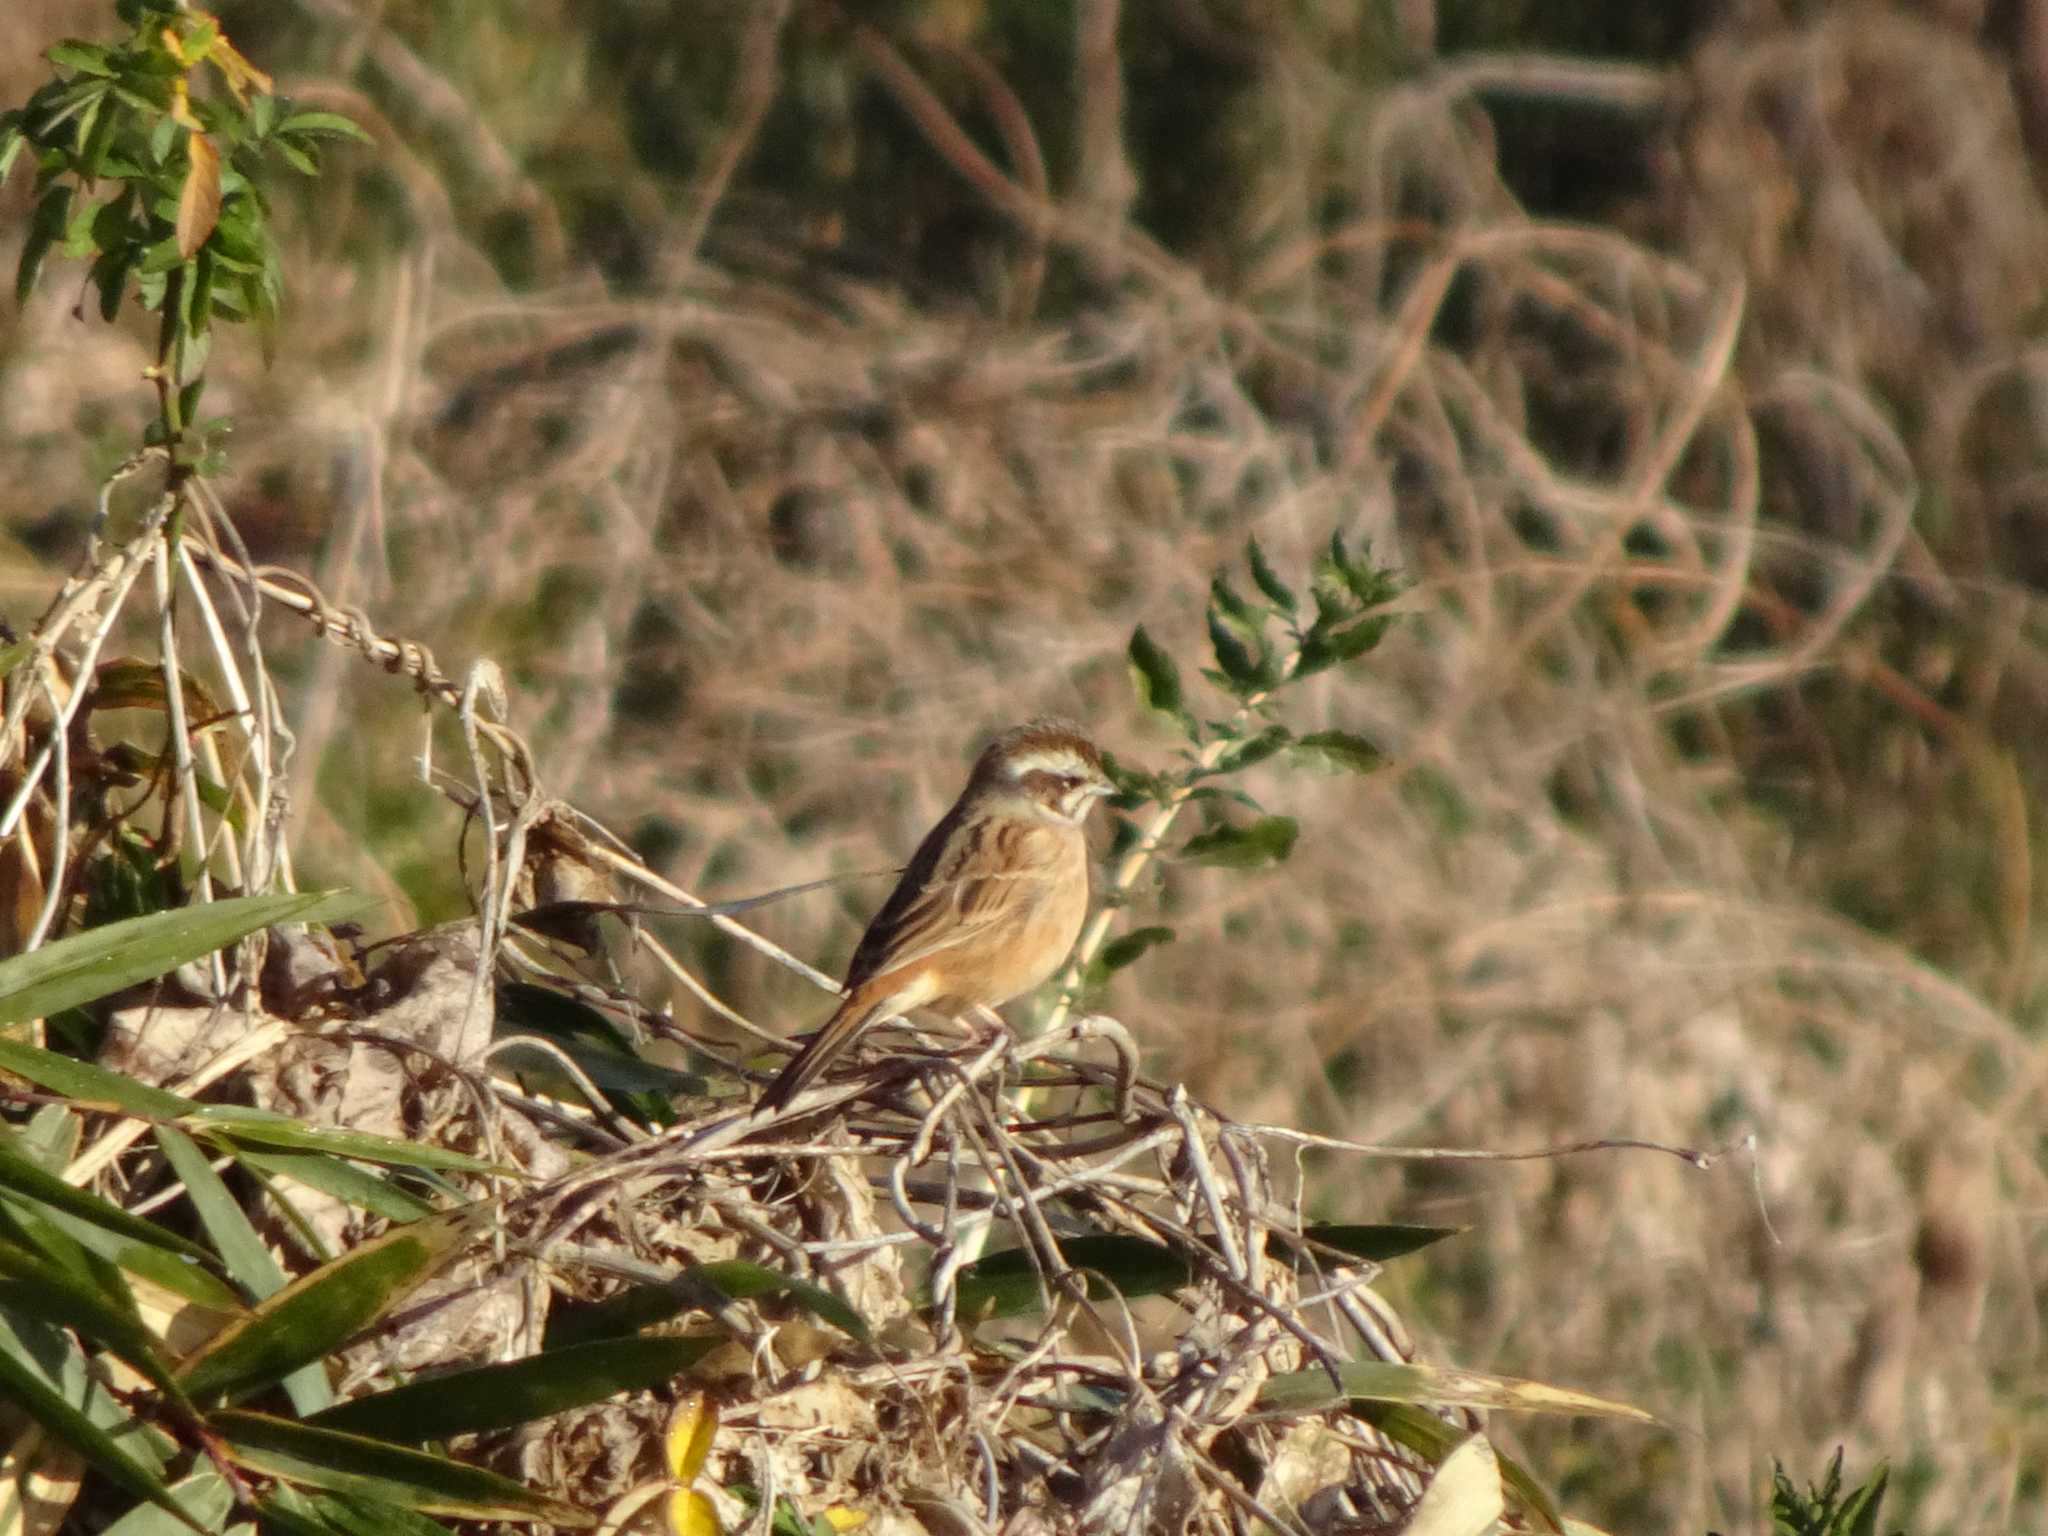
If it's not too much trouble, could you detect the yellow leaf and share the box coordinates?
[823,1506,870,1532]
[663,1392,717,1484]
[207,36,274,101]
[168,78,203,132]
[176,132,220,260]
[665,1487,722,1536]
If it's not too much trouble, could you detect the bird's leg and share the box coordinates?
[961,1003,1010,1047]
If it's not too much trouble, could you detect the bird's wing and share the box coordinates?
[843,811,1064,989]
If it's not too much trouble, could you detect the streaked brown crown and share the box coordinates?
[972,717,1111,823]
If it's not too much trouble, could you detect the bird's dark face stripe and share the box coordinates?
[1019,768,1072,805]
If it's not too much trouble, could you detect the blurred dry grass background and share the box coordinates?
[4,0,2046,1528]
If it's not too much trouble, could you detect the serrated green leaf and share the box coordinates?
[213,1410,593,1526]
[1291,729,1382,775]
[1209,724,1290,775]
[0,889,363,1025]
[305,1333,722,1443]
[1246,537,1297,615]
[177,1208,480,1402]
[1177,816,1298,868]
[1127,625,1186,725]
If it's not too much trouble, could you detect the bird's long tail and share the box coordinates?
[753,995,881,1114]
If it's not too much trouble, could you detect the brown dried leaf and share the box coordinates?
[176,132,221,260]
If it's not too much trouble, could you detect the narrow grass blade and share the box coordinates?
[212,1411,592,1526]
[0,890,362,1025]
[305,1334,722,1442]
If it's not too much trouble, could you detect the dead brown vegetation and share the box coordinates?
[4,1,2046,1531]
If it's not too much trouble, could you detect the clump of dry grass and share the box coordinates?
[5,1,2046,1530]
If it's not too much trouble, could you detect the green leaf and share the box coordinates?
[187,1110,507,1175]
[276,111,372,144]
[546,1259,864,1349]
[1209,724,1290,774]
[1835,1463,1889,1536]
[1126,625,1187,727]
[234,1148,437,1224]
[0,1036,197,1119]
[0,1134,210,1261]
[213,1410,594,1526]
[274,137,318,175]
[1205,606,1266,693]
[950,1234,1191,1321]
[98,1471,236,1536]
[47,40,117,77]
[17,183,73,305]
[1269,1223,1462,1265]
[1209,575,1265,637]
[0,888,362,1025]
[1246,537,1297,615]
[496,982,701,1124]
[155,1124,331,1414]
[1176,815,1298,868]
[0,115,25,182]
[1334,540,1406,607]
[260,1486,462,1536]
[1291,729,1382,775]
[306,1334,723,1442]
[177,1208,480,1402]
[0,1312,201,1532]
[698,1257,866,1338]
[1295,614,1394,678]
[0,1240,188,1405]
[1081,926,1175,988]
[92,243,137,320]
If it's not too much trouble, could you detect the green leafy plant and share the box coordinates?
[1767,1450,1905,1536]
[1,0,367,467]
[1070,533,1403,996]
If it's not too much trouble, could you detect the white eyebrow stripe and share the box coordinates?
[1009,751,1088,776]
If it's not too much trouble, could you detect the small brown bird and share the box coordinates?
[755,718,1114,1114]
